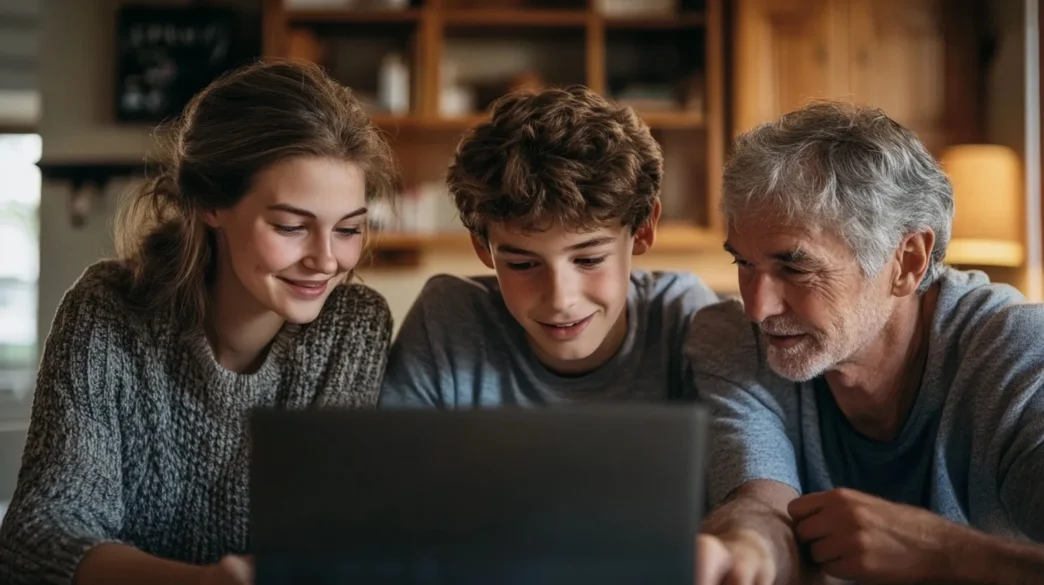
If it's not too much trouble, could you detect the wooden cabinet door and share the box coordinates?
[848,0,946,152]
[733,0,849,135]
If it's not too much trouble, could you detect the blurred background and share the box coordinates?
[0,0,1040,509]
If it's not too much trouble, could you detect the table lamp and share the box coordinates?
[939,144,1025,267]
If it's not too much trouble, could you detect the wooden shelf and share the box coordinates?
[636,111,705,130]
[443,9,588,27]
[286,8,424,25]
[603,13,707,29]
[371,231,471,251]
[652,222,723,252]
[370,223,721,254]
[265,0,730,246]
[371,114,485,131]
[372,112,703,131]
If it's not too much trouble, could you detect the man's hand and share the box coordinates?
[788,488,954,583]
[697,530,777,585]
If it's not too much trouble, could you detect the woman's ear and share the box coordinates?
[200,208,221,229]
[632,199,662,256]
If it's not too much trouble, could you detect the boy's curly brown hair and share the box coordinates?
[446,85,663,239]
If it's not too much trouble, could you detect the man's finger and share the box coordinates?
[787,492,827,522]
[697,534,733,585]
[808,536,846,566]
[793,509,835,543]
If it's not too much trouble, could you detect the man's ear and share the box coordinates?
[892,229,935,297]
[632,199,662,256]
[471,233,495,270]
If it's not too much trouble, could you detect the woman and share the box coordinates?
[0,60,398,585]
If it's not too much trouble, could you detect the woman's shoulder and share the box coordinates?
[318,281,393,332]
[293,282,393,357]
[57,260,133,315]
[52,260,157,339]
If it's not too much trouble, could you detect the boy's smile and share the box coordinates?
[536,313,595,341]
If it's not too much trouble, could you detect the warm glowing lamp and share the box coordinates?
[939,144,1025,267]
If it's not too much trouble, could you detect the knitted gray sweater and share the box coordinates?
[0,261,393,584]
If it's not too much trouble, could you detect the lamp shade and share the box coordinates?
[939,144,1024,267]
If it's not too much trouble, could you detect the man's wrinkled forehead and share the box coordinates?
[725,212,851,264]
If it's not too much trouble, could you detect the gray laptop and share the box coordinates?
[250,405,707,585]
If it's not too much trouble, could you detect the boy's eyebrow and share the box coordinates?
[564,236,617,252]
[496,244,538,256]
[723,241,740,256]
[496,236,616,256]
[267,203,368,221]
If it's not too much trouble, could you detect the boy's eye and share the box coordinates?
[730,258,752,269]
[273,224,303,235]
[506,261,536,271]
[576,256,607,268]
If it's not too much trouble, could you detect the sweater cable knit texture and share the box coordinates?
[0,261,393,585]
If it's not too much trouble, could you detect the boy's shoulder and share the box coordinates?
[417,273,501,307]
[629,270,720,315]
[409,273,510,331]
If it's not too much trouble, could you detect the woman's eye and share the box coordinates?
[273,225,303,235]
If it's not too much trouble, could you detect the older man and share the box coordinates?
[691,101,1044,585]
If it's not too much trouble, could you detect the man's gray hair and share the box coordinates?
[721,101,954,293]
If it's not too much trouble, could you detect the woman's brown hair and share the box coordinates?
[113,59,400,331]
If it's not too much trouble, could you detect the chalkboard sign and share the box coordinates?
[115,6,251,123]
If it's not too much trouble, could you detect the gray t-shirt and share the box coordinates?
[380,271,719,408]
[689,267,1044,540]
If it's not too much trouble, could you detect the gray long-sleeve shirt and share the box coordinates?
[689,267,1044,540]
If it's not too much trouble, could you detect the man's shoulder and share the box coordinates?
[936,268,1044,361]
[933,269,1044,425]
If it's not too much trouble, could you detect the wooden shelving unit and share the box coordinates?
[371,221,722,253]
[263,0,726,263]
[286,8,425,24]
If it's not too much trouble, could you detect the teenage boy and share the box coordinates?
[379,86,719,407]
